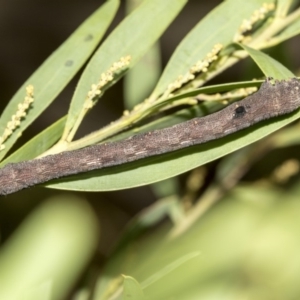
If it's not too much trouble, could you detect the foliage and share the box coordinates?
[1,0,300,299]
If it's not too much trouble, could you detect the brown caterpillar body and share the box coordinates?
[1,78,300,195]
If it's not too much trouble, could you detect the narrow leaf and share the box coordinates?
[274,14,300,42]
[151,0,271,98]
[124,0,162,109]
[275,0,295,17]
[0,0,119,161]
[63,0,187,139]
[0,117,66,167]
[239,44,295,79]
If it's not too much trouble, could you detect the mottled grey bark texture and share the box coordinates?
[1,78,300,196]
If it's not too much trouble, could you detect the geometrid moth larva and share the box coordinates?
[1,78,300,195]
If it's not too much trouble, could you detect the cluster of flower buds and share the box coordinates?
[234,2,275,43]
[0,85,34,151]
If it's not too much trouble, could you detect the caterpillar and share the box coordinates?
[1,78,300,196]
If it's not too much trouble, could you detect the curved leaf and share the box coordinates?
[46,108,300,192]
[239,44,295,79]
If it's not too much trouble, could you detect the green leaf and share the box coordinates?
[122,275,145,300]
[124,0,162,109]
[63,0,187,139]
[239,44,295,79]
[274,13,300,42]
[151,178,180,199]
[0,196,98,300]
[0,0,120,161]
[151,0,271,98]
[46,79,300,192]
[124,44,161,110]
[0,117,66,167]
[275,0,295,17]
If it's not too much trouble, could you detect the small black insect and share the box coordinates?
[233,105,246,118]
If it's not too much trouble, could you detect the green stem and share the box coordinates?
[251,6,300,48]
